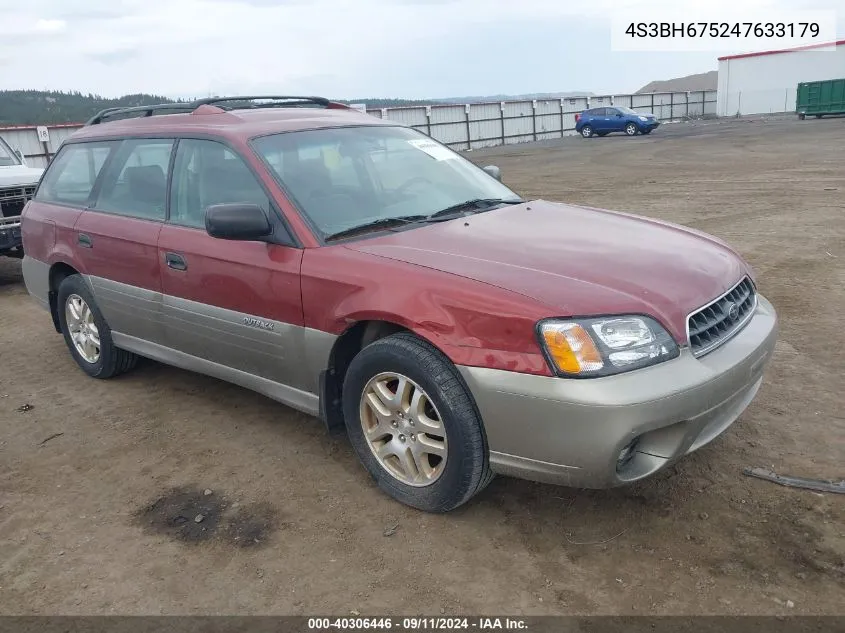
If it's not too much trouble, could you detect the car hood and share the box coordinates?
[345,200,750,342]
[0,165,44,188]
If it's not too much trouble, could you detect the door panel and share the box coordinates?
[606,109,625,131]
[159,138,306,390]
[158,225,305,388]
[74,212,164,343]
[72,137,174,344]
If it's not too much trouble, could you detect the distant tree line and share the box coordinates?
[340,97,445,108]
[0,90,447,125]
[0,89,592,125]
[0,90,187,125]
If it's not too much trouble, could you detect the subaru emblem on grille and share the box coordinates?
[726,302,740,321]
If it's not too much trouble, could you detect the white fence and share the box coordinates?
[1,90,718,165]
[368,91,717,150]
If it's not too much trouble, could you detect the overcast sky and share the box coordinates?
[1,0,842,99]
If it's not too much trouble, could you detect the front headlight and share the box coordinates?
[638,115,649,121]
[538,316,679,377]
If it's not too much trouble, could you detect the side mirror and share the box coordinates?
[205,203,272,241]
[13,148,26,165]
[482,165,502,181]
[616,113,624,117]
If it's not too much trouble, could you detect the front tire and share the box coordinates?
[580,125,594,138]
[625,122,639,136]
[57,275,138,379]
[342,333,492,512]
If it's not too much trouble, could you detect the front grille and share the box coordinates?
[687,277,757,357]
[0,185,36,218]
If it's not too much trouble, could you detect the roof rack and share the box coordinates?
[85,103,196,126]
[84,95,349,126]
[192,95,332,109]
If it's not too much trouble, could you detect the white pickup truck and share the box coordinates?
[0,134,44,258]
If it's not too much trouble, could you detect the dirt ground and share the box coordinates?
[0,116,843,616]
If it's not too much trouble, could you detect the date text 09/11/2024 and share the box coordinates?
[307,617,528,630]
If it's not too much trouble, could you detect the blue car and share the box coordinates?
[575,106,659,138]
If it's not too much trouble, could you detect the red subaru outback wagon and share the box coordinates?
[21,96,778,512]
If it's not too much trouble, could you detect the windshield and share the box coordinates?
[617,106,638,115]
[251,126,522,237]
[0,136,22,167]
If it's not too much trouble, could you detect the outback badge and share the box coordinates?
[243,317,275,331]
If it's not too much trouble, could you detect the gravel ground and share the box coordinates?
[0,115,843,615]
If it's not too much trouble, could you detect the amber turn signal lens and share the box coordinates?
[540,323,604,374]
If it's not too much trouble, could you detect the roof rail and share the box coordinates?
[84,95,350,126]
[85,103,196,126]
[192,95,334,109]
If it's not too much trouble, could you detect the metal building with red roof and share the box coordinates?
[717,39,845,116]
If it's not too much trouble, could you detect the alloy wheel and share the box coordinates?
[359,372,448,487]
[65,294,100,364]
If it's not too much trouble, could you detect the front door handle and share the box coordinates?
[78,233,93,248]
[165,252,187,271]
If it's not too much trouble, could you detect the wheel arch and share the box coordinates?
[48,261,81,333]
[319,319,416,434]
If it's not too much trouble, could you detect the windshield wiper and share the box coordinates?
[324,215,428,242]
[426,198,524,220]
[323,198,525,242]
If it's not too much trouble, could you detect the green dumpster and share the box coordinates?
[797,78,845,119]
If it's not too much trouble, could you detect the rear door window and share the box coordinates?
[93,139,175,220]
[35,142,117,206]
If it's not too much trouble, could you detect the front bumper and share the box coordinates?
[0,216,22,254]
[457,294,778,488]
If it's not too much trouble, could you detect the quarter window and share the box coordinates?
[94,139,174,220]
[35,142,116,206]
[169,139,270,229]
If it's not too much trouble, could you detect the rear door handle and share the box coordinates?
[165,252,187,271]
[78,233,93,248]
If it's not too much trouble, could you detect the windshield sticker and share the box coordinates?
[407,139,457,161]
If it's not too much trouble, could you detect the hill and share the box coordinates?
[0,90,597,126]
[435,91,593,103]
[637,71,717,94]
[0,90,185,126]
[0,91,455,124]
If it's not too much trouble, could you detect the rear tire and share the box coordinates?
[625,122,639,136]
[580,125,594,138]
[798,113,806,120]
[57,275,138,379]
[342,332,493,512]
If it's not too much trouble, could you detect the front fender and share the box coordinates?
[301,247,553,376]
